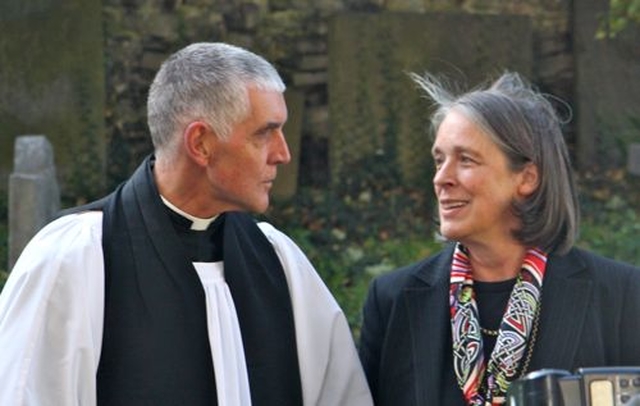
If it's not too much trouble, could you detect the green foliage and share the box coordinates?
[283,220,442,337]
[0,270,7,293]
[577,169,640,265]
[0,191,7,290]
[266,185,440,336]
[579,203,640,265]
[597,0,640,39]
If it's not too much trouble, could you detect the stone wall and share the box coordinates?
[13,0,640,204]
[102,0,573,190]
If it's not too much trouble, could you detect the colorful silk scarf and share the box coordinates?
[450,243,547,405]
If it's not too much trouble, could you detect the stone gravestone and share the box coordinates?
[0,0,106,200]
[8,135,60,271]
[328,12,532,188]
[629,144,640,177]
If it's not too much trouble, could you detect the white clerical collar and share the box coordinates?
[160,195,218,231]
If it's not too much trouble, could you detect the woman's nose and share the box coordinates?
[433,160,454,187]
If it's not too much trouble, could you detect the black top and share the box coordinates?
[475,278,517,358]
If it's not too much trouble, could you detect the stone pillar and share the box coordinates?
[8,135,60,271]
[574,0,640,169]
[328,12,532,188]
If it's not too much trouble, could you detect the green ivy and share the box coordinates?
[578,194,640,265]
[0,271,7,292]
[597,0,640,39]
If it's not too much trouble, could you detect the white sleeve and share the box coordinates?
[258,222,373,406]
[0,212,105,406]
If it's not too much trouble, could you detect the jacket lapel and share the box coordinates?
[528,249,592,371]
[403,244,461,405]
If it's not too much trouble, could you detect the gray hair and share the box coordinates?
[147,42,285,156]
[410,71,579,254]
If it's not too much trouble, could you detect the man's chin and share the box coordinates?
[252,200,270,214]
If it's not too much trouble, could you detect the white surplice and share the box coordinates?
[193,262,251,406]
[0,212,373,406]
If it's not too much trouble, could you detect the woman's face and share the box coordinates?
[431,110,532,248]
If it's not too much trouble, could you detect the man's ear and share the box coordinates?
[184,121,214,167]
[518,163,540,197]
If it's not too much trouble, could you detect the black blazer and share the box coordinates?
[359,244,640,405]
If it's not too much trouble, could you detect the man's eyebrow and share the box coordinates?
[256,121,283,133]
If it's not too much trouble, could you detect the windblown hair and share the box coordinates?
[410,71,579,254]
[147,42,285,157]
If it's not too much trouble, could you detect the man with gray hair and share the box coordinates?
[0,42,373,406]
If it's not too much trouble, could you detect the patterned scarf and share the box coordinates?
[450,243,547,405]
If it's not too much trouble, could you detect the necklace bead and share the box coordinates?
[480,327,499,337]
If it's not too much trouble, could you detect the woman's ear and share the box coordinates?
[518,163,540,197]
[183,121,214,167]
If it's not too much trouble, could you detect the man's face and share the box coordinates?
[205,88,290,214]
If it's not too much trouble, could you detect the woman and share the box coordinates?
[358,71,640,405]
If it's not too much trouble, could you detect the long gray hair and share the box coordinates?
[147,42,285,157]
[410,71,579,254]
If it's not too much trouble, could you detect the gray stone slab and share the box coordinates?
[628,143,640,176]
[8,135,60,271]
[328,12,532,187]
